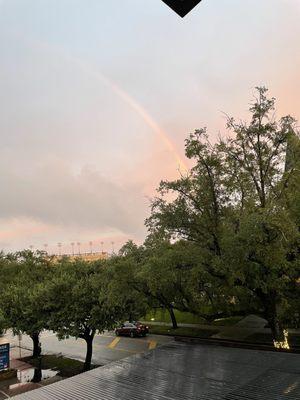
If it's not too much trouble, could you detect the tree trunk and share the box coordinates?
[32,367,42,382]
[264,297,287,348]
[167,306,178,329]
[83,335,94,371]
[268,314,286,345]
[32,357,42,383]
[30,332,41,358]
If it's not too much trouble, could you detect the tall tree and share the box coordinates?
[147,87,300,346]
[220,87,300,345]
[0,251,53,357]
[45,258,124,371]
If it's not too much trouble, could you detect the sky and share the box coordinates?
[0,0,300,254]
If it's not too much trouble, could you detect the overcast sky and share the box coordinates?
[0,0,300,254]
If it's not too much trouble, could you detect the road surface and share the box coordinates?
[2,330,172,366]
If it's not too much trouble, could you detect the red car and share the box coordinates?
[115,321,149,337]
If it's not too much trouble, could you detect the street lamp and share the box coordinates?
[77,242,81,255]
[29,245,34,252]
[57,242,62,256]
[43,244,48,254]
[111,241,115,254]
[71,242,75,256]
[100,241,104,254]
[89,241,93,254]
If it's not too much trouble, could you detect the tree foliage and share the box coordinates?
[147,87,300,345]
[0,251,53,357]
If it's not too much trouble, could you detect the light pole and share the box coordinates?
[111,241,115,254]
[77,242,81,255]
[29,245,34,252]
[89,241,93,254]
[43,244,48,254]
[101,241,104,254]
[71,242,75,256]
[57,242,62,256]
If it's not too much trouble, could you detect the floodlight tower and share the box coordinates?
[71,242,75,256]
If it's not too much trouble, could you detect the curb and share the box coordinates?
[174,336,300,354]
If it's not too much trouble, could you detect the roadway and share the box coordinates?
[2,330,173,366]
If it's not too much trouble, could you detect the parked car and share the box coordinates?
[115,321,149,337]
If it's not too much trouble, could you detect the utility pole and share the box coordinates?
[77,242,81,255]
[89,241,93,254]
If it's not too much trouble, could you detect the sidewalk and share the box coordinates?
[143,315,300,341]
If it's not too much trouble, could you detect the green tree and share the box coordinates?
[45,258,124,371]
[147,87,300,346]
[0,251,53,357]
[220,87,300,344]
[0,309,6,336]
[105,250,149,324]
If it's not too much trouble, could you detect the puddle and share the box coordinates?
[1,368,58,390]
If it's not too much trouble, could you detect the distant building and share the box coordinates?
[55,252,109,262]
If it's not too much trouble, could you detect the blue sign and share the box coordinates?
[0,343,9,370]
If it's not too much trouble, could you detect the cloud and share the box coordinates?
[0,158,148,239]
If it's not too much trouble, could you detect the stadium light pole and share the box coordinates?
[71,242,75,256]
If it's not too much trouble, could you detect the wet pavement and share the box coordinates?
[9,341,300,400]
[2,330,172,366]
[0,331,172,398]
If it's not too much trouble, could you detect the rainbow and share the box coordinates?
[2,22,188,172]
[59,54,188,172]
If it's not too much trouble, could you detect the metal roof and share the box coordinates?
[12,342,300,399]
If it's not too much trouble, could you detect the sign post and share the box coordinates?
[0,343,10,371]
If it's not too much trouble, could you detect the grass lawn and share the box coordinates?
[210,316,244,326]
[0,369,17,382]
[144,309,206,325]
[143,309,243,327]
[148,324,219,338]
[23,355,98,378]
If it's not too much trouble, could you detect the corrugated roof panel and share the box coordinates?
[11,342,300,400]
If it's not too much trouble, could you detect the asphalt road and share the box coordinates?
[3,330,172,366]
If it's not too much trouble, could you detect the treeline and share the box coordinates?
[0,88,300,368]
